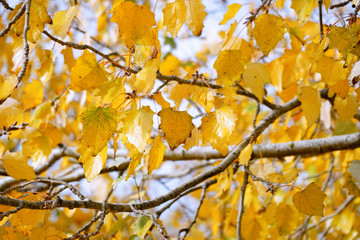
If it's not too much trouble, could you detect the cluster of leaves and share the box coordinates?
[0,0,360,239]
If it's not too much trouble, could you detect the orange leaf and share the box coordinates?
[158,108,194,150]
[292,182,327,216]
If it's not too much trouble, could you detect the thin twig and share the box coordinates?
[0,1,25,37]
[318,0,324,38]
[178,185,207,239]
[0,0,13,10]
[236,166,250,240]
[329,0,351,9]
[15,0,31,88]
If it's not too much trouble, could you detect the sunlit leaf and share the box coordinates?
[158,108,194,150]
[220,3,241,25]
[9,2,52,43]
[238,144,253,165]
[110,1,156,47]
[200,105,237,155]
[292,182,327,216]
[299,86,321,127]
[243,63,272,101]
[162,0,186,37]
[214,50,246,86]
[135,58,160,94]
[78,145,107,182]
[80,106,118,155]
[252,14,286,55]
[123,106,154,153]
[1,151,36,180]
[0,75,17,102]
[185,0,207,36]
[70,50,110,92]
[291,0,316,23]
[50,6,79,38]
[147,135,165,174]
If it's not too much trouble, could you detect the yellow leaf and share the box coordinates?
[200,105,237,156]
[98,78,127,109]
[0,75,17,102]
[238,144,253,165]
[126,146,143,180]
[220,3,241,25]
[329,80,349,99]
[147,135,165,174]
[266,167,298,183]
[158,108,194,150]
[185,0,207,36]
[152,92,171,109]
[343,172,360,197]
[316,56,348,86]
[50,6,79,38]
[21,79,43,110]
[243,63,272,101]
[334,95,358,123]
[291,0,316,23]
[183,127,201,150]
[22,136,52,168]
[252,14,285,55]
[30,101,53,127]
[37,50,53,84]
[162,0,186,37]
[214,50,246,86]
[159,54,182,76]
[110,1,156,47]
[299,86,321,127]
[10,193,49,227]
[123,106,154,152]
[241,215,265,239]
[1,151,36,180]
[131,215,152,238]
[78,145,107,182]
[70,50,110,92]
[135,58,160,94]
[323,0,331,11]
[80,106,118,155]
[9,2,52,43]
[292,182,327,216]
[62,46,75,70]
[0,98,24,129]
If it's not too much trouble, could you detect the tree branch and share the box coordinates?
[0,1,25,37]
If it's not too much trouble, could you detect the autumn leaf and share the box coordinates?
[135,58,160,94]
[200,105,237,156]
[334,95,358,123]
[131,215,152,238]
[110,1,156,47]
[292,182,327,216]
[122,106,154,153]
[77,145,107,182]
[185,0,207,36]
[158,108,194,150]
[50,6,79,38]
[0,75,17,102]
[21,79,43,110]
[1,151,36,180]
[70,50,110,92]
[214,50,246,86]
[238,144,253,165]
[252,14,286,55]
[291,0,316,23]
[243,62,272,101]
[162,0,186,37]
[220,3,241,25]
[147,135,166,175]
[126,146,143,180]
[9,2,52,43]
[266,167,298,184]
[80,106,118,155]
[152,92,171,109]
[299,86,321,127]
